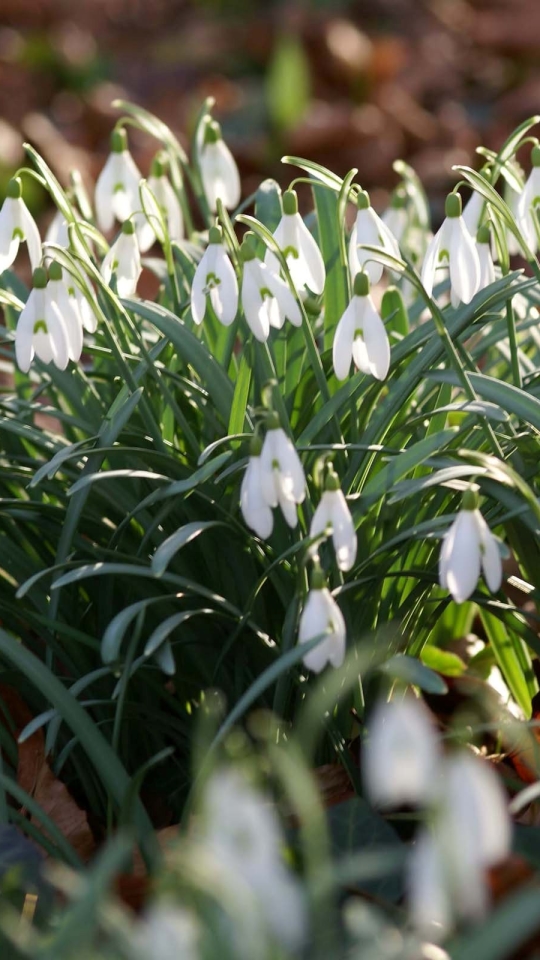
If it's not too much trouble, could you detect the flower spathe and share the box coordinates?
[363,696,442,809]
[240,239,302,342]
[349,189,401,284]
[191,224,238,326]
[264,189,325,295]
[421,192,480,306]
[310,468,357,572]
[101,220,142,298]
[200,120,241,213]
[299,570,346,673]
[15,267,70,373]
[333,272,390,381]
[439,489,502,604]
[0,177,41,276]
[259,419,306,529]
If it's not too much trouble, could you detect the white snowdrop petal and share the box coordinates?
[273,428,306,504]
[46,301,71,370]
[363,697,442,808]
[462,190,484,236]
[94,153,118,232]
[442,509,482,603]
[299,589,345,673]
[407,829,451,942]
[240,457,274,539]
[309,493,333,542]
[265,269,302,327]
[191,247,212,325]
[442,753,511,867]
[214,246,238,325]
[332,300,357,380]
[363,298,390,380]
[329,489,357,572]
[449,217,480,304]
[421,230,443,298]
[296,216,325,294]
[17,201,42,272]
[14,291,37,372]
[475,511,503,594]
[242,263,269,341]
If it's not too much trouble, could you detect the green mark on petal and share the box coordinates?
[259,287,274,299]
[12,228,24,241]
[33,320,48,335]
[438,248,449,263]
[113,183,125,194]
[282,245,299,260]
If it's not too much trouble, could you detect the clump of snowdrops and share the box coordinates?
[1,100,540,958]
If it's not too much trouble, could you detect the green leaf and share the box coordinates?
[420,646,466,677]
[379,654,448,694]
[479,608,534,717]
[152,521,224,577]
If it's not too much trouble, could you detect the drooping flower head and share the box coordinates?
[438,486,503,604]
[200,120,241,213]
[0,177,41,276]
[95,128,143,233]
[309,464,357,572]
[258,412,306,529]
[15,266,70,373]
[299,564,346,673]
[101,219,142,298]
[147,153,184,244]
[349,188,401,284]
[191,224,238,327]
[265,188,325,296]
[333,271,390,381]
[421,192,480,307]
[240,237,301,342]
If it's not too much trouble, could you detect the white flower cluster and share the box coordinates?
[363,696,511,941]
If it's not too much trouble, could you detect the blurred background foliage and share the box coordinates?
[0,0,539,230]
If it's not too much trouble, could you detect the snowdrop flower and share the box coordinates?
[264,189,325,295]
[45,209,70,248]
[240,434,274,539]
[439,488,502,604]
[191,224,238,326]
[407,753,511,940]
[240,238,302,342]
[382,187,409,246]
[516,145,540,252]
[476,224,496,291]
[363,697,441,809]
[259,414,306,528]
[47,260,84,363]
[147,154,184,244]
[94,129,143,233]
[421,193,480,307]
[0,177,41,275]
[133,904,200,960]
[200,120,241,213]
[349,189,401,284]
[200,768,306,951]
[15,267,70,373]
[101,220,142,298]
[299,565,346,673]
[333,272,390,381]
[310,465,357,571]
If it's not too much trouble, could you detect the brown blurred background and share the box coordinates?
[0,0,538,227]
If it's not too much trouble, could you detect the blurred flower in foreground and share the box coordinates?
[349,189,401,283]
[15,267,69,372]
[199,768,306,952]
[191,225,238,327]
[200,120,241,213]
[265,188,325,296]
[310,464,357,571]
[421,192,480,307]
[133,903,200,960]
[333,272,390,381]
[299,565,346,672]
[101,220,142,298]
[438,487,502,603]
[240,238,301,341]
[407,753,511,941]
[363,696,441,808]
[0,177,41,275]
